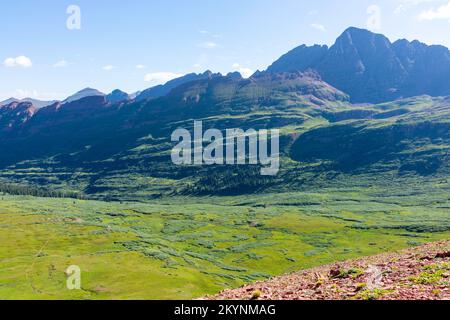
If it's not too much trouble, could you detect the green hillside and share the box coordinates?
[1,90,448,201]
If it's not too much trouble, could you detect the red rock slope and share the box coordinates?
[208,240,450,300]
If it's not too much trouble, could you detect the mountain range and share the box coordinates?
[0,97,56,109]
[4,27,450,110]
[0,27,449,200]
[268,27,450,103]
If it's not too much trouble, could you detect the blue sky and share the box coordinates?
[1,0,450,101]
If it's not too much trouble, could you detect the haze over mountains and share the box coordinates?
[0,27,449,199]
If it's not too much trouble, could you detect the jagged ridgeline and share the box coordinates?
[0,28,449,200]
[268,27,450,103]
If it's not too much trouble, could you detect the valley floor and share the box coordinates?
[208,240,450,300]
[0,187,449,300]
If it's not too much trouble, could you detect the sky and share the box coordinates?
[1,0,450,101]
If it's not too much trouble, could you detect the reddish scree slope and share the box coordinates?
[207,240,450,300]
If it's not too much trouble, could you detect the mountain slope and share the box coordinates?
[0,71,350,196]
[291,96,450,175]
[209,240,450,300]
[267,44,328,73]
[135,71,221,101]
[267,27,450,103]
[0,101,37,132]
[0,69,448,200]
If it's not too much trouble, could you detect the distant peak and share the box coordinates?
[341,26,381,36]
[78,87,103,94]
[1,100,35,110]
[0,98,19,106]
[202,70,222,78]
[63,88,105,104]
[252,70,264,77]
[392,38,428,50]
[110,89,128,95]
[107,89,130,103]
[0,97,55,109]
[333,26,391,51]
[338,26,387,41]
[343,26,367,33]
[226,71,243,80]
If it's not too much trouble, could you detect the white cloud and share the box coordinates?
[310,23,326,32]
[232,63,254,78]
[53,60,69,68]
[144,72,184,85]
[3,58,16,67]
[419,1,450,21]
[3,56,33,68]
[395,0,440,14]
[199,41,219,49]
[102,65,116,71]
[136,64,146,69]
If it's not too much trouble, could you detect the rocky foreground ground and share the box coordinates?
[207,240,450,300]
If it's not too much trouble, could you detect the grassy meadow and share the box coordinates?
[1,181,449,299]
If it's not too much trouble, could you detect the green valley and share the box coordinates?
[1,177,449,299]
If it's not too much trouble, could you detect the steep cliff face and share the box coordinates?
[0,101,37,132]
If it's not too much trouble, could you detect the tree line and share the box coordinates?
[0,183,86,200]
